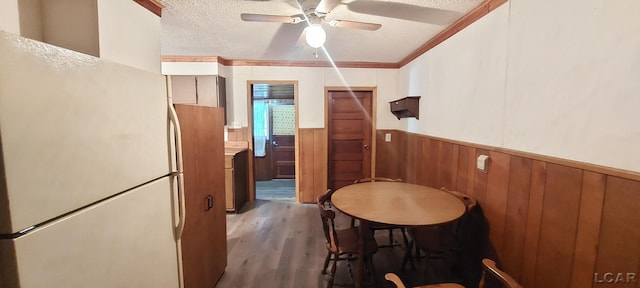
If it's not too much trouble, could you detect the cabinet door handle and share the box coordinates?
[205,195,213,211]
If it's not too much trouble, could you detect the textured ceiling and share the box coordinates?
[159,0,484,63]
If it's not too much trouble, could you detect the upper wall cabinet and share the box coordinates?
[170,75,227,124]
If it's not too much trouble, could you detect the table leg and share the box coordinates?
[355,220,369,288]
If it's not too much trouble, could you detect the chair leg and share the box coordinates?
[400,228,409,249]
[322,251,331,274]
[327,253,338,288]
[402,241,416,271]
[388,229,394,246]
[364,255,377,286]
[423,251,432,280]
[415,243,422,260]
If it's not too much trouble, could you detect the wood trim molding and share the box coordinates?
[398,0,508,67]
[161,55,223,63]
[226,60,399,69]
[133,0,164,17]
[398,130,640,182]
[161,56,399,69]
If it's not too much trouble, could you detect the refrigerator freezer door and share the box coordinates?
[0,32,171,234]
[0,177,179,288]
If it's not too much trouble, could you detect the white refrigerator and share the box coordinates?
[0,32,184,287]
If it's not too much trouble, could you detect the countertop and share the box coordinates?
[225,147,248,156]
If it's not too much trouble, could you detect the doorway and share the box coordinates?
[249,82,297,202]
[327,88,376,190]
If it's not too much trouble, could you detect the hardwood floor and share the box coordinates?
[256,179,296,202]
[217,200,463,288]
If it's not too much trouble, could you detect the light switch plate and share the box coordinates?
[385,133,392,142]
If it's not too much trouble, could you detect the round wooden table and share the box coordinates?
[331,181,466,287]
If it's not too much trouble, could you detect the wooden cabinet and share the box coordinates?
[225,149,248,212]
[171,75,227,124]
[175,105,227,288]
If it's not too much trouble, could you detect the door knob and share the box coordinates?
[272,140,279,146]
[364,144,370,150]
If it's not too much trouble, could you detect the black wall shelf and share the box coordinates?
[389,96,420,120]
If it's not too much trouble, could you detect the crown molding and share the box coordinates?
[161,56,399,69]
[225,59,399,69]
[133,0,164,17]
[398,0,508,67]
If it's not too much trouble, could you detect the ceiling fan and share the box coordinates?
[241,0,382,49]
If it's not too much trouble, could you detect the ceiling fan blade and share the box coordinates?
[346,1,461,25]
[327,20,381,31]
[315,0,340,14]
[241,13,302,24]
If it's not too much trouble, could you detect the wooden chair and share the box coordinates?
[352,177,409,248]
[479,259,523,288]
[403,188,478,279]
[384,273,464,288]
[317,189,378,288]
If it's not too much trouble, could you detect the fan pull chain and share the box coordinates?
[313,48,319,58]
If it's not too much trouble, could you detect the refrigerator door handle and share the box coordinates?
[168,76,186,288]
[167,78,186,240]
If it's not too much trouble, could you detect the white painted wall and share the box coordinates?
[398,4,509,148]
[398,0,640,172]
[0,0,42,39]
[227,66,400,129]
[97,0,161,73]
[41,0,100,57]
[6,0,161,73]
[17,0,43,41]
[0,0,20,35]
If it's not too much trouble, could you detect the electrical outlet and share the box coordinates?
[477,155,489,172]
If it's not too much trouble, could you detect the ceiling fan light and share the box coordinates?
[305,24,326,48]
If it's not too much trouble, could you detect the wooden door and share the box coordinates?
[272,134,295,178]
[175,105,227,288]
[328,90,373,190]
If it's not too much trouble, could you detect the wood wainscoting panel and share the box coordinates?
[298,128,327,203]
[426,138,441,188]
[375,131,390,178]
[375,130,405,180]
[415,136,429,186]
[535,163,583,288]
[456,145,477,196]
[472,148,490,205]
[227,127,249,142]
[374,129,640,287]
[501,155,532,282]
[484,151,511,259]
[405,133,419,183]
[595,176,640,286]
[570,171,605,288]
[437,141,458,190]
[521,160,547,287]
[312,129,328,202]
